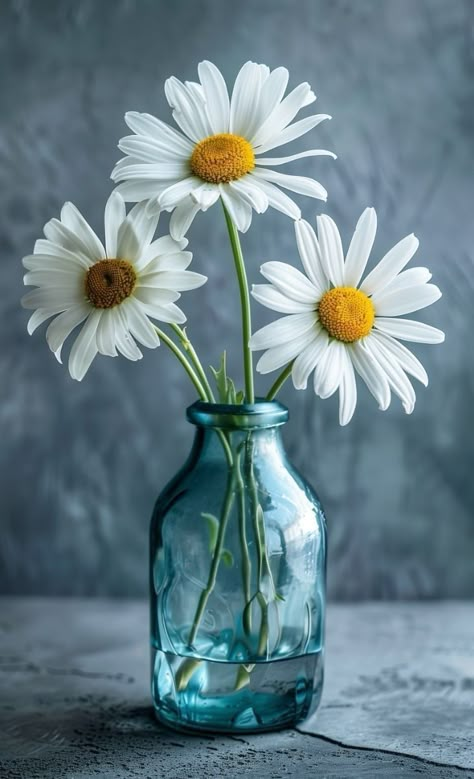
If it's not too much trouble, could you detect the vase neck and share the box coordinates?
[186,400,288,464]
[186,400,289,432]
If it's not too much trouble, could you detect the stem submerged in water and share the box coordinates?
[235,448,252,634]
[188,467,236,648]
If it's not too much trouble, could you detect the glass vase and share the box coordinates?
[150,400,326,733]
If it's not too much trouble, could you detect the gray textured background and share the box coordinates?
[1,0,473,599]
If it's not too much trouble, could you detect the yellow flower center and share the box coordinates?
[318,286,375,342]
[190,133,255,184]
[85,259,136,309]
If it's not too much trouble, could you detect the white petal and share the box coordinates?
[22,286,83,310]
[68,310,101,381]
[133,287,180,305]
[124,111,194,155]
[343,207,377,288]
[198,60,230,133]
[294,219,329,296]
[115,215,139,262]
[249,177,301,220]
[313,340,345,399]
[251,284,315,314]
[125,201,159,254]
[96,308,119,357]
[169,198,200,240]
[228,178,268,213]
[370,267,432,307]
[112,159,188,180]
[60,202,105,260]
[137,238,189,273]
[338,350,357,425]
[46,303,91,362]
[255,67,289,127]
[256,115,332,155]
[230,61,266,139]
[190,184,220,211]
[165,77,212,141]
[360,234,419,296]
[252,168,327,201]
[139,269,207,292]
[43,219,99,263]
[24,252,87,275]
[317,214,345,287]
[159,177,202,210]
[144,235,188,257]
[23,267,80,286]
[249,312,317,351]
[220,186,253,232]
[118,134,190,162]
[122,298,161,349]
[291,328,329,389]
[256,146,336,166]
[251,82,316,149]
[118,137,171,163]
[143,300,186,324]
[350,342,391,411]
[104,191,126,258]
[141,251,192,275]
[32,240,92,269]
[374,317,445,344]
[371,331,428,386]
[115,180,164,202]
[113,306,143,361]
[374,284,442,317]
[260,261,319,304]
[27,307,66,335]
[256,333,314,374]
[364,337,415,414]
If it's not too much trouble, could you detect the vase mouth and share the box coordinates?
[186,399,289,430]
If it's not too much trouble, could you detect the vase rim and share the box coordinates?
[186,398,289,430]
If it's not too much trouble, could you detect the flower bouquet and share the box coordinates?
[22,61,444,733]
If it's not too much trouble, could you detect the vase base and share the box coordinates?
[151,647,323,734]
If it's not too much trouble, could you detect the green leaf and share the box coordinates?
[234,663,256,691]
[210,352,244,404]
[220,549,234,567]
[274,592,286,602]
[210,351,229,403]
[175,658,203,691]
[201,512,219,553]
[226,377,237,404]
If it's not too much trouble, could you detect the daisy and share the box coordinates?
[249,208,444,425]
[22,192,207,381]
[111,60,335,239]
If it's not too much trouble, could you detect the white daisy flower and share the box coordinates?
[22,192,207,381]
[111,60,335,239]
[249,208,445,425]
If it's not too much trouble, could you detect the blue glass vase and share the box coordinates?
[150,400,326,733]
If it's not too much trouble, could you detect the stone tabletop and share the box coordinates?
[0,598,473,779]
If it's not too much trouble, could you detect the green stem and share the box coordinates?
[155,327,207,401]
[256,591,269,656]
[188,468,236,648]
[266,361,294,401]
[222,201,254,404]
[245,435,277,657]
[235,449,252,634]
[170,324,216,403]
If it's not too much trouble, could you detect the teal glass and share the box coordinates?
[150,401,326,733]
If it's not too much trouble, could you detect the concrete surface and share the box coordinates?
[0,598,473,778]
